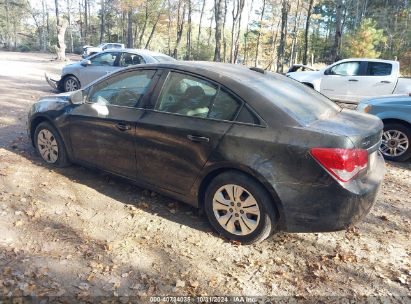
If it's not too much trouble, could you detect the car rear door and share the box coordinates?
[361,61,397,97]
[134,70,242,194]
[69,69,160,178]
[79,51,121,86]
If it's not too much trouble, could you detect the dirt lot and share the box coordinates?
[0,51,410,301]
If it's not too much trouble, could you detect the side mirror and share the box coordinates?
[70,90,84,105]
[324,68,331,75]
[81,59,91,66]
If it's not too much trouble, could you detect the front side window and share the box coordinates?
[90,52,118,66]
[366,62,392,76]
[89,70,156,107]
[329,62,361,76]
[119,53,145,67]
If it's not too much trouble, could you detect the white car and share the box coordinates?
[82,43,125,58]
[287,59,411,103]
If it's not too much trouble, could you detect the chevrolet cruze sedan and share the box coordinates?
[28,62,385,244]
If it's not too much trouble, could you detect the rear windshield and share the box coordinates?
[253,72,341,125]
[153,55,176,62]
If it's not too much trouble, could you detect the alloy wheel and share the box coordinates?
[65,78,79,91]
[380,130,409,157]
[37,129,59,163]
[212,184,261,236]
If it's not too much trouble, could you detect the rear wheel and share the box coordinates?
[63,75,80,92]
[204,171,278,244]
[380,122,411,162]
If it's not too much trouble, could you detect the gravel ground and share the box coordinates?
[0,51,410,301]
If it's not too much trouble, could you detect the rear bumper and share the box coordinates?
[279,152,385,233]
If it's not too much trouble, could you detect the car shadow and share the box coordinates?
[5,133,213,236]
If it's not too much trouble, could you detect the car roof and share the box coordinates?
[101,48,172,57]
[337,58,397,64]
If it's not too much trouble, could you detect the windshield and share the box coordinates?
[253,72,341,125]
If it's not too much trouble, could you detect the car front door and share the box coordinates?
[69,69,159,178]
[134,71,242,194]
[79,51,121,86]
[320,61,365,102]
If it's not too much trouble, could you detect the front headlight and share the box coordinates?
[357,103,372,113]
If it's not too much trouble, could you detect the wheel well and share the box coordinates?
[197,167,283,219]
[302,82,314,89]
[382,118,411,129]
[30,116,52,146]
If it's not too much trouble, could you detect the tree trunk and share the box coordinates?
[207,9,214,46]
[84,0,88,44]
[185,0,192,60]
[145,2,164,49]
[243,0,254,65]
[173,0,186,58]
[276,0,289,73]
[331,0,343,62]
[302,0,314,65]
[254,0,266,67]
[127,9,133,48]
[196,0,206,55]
[289,0,300,65]
[99,0,105,43]
[138,3,149,48]
[222,0,227,62]
[230,0,245,63]
[213,0,224,61]
[56,19,68,60]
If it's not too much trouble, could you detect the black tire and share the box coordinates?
[63,75,80,92]
[380,122,411,162]
[34,121,70,167]
[204,171,278,244]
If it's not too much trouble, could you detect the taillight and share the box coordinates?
[310,148,368,182]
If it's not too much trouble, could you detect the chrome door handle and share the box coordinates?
[115,122,131,131]
[348,79,359,82]
[380,80,391,84]
[187,134,210,143]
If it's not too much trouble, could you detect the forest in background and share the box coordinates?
[0,0,410,75]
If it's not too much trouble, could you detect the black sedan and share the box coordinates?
[28,62,385,244]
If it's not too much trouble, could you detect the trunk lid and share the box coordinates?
[309,109,383,152]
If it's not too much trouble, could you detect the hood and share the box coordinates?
[360,95,411,106]
[38,91,72,103]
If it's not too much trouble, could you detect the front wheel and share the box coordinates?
[63,75,80,92]
[380,123,411,162]
[204,171,278,244]
[34,122,70,167]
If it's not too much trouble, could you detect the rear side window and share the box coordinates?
[366,62,392,76]
[236,105,260,125]
[155,72,241,121]
[208,90,241,121]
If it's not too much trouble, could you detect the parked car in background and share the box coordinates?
[82,43,124,58]
[46,49,175,92]
[30,62,385,244]
[357,94,411,162]
[287,59,411,103]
